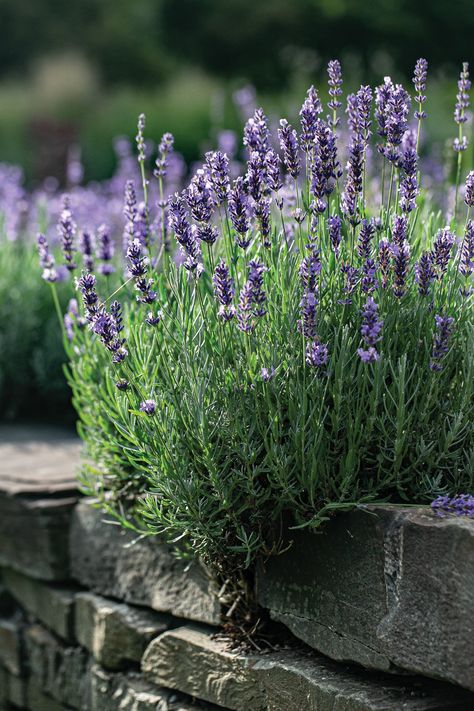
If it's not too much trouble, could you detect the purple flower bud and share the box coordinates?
[187,169,215,223]
[347,86,372,145]
[340,263,359,300]
[361,258,378,294]
[399,140,419,213]
[341,142,364,222]
[327,59,343,127]
[243,108,269,156]
[432,228,455,278]
[229,177,251,247]
[115,379,129,391]
[358,297,383,362]
[460,219,474,277]
[299,254,321,291]
[378,239,391,288]
[413,58,428,119]
[213,260,236,322]
[278,119,300,179]
[391,214,408,245]
[431,494,474,518]
[464,171,474,207]
[261,367,276,382]
[305,340,329,368]
[237,259,267,333]
[58,201,77,271]
[96,224,115,275]
[415,251,436,296]
[140,399,156,415]
[254,197,272,248]
[328,215,342,257]
[37,233,57,282]
[299,86,323,153]
[64,298,84,341]
[430,314,454,371]
[136,113,146,163]
[76,271,100,322]
[169,193,202,273]
[391,241,411,298]
[154,132,174,179]
[146,310,163,326]
[205,150,230,204]
[299,290,318,339]
[454,62,471,126]
[79,231,94,272]
[123,180,137,253]
[357,218,376,260]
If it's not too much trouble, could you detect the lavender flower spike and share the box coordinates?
[123,180,137,253]
[327,60,343,127]
[75,271,100,323]
[58,202,77,271]
[415,252,436,296]
[358,297,383,363]
[454,62,471,152]
[306,340,329,368]
[464,171,474,207]
[205,150,230,204]
[37,233,57,282]
[213,260,236,321]
[136,113,146,163]
[432,494,474,518]
[229,177,251,248]
[237,259,267,333]
[96,224,115,275]
[413,58,428,119]
[430,315,454,371]
[140,399,157,416]
[300,85,323,153]
[460,219,474,277]
[328,215,342,257]
[154,132,174,179]
[278,119,300,179]
[79,231,94,272]
[391,241,411,298]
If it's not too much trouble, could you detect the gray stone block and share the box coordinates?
[256,505,474,691]
[142,624,473,711]
[75,592,170,670]
[70,502,220,625]
[2,568,76,641]
[0,614,23,676]
[25,623,90,709]
[26,676,74,711]
[89,663,219,711]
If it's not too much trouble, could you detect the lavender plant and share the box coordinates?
[41,62,473,619]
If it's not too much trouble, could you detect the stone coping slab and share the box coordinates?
[142,624,473,711]
[256,505,474,692]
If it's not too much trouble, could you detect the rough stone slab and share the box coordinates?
[0,425,80,496]
[0,615,23,676]
[70,501,220,625]
[5,669,26,708]
[25,623,90,709]
[26,676,74,711]
[75,592,170,670]
[257,505,474,691]
[142,625,473,711]
[90,663,221,711]
[2,568,76,641]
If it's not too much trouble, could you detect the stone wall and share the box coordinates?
[0,426,473,710]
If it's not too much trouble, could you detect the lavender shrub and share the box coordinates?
[40,61,473,620]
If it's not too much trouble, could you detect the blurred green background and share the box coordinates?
[0,0,472,182]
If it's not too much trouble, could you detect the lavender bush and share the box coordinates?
[41,61,473,618]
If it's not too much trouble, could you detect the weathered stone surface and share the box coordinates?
[25,623,90,709]
[5,669,26,707]
[26,676,74,711]
[0,614,23,676]
[75,592,170,670]
[90,664,220,711]
[2,568,76,641]
[0,426,80,582]
[142,625,473,711]
[257,505,474,691]
[70,502,220,625]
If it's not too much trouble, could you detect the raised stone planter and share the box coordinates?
[1,425,474,710]
[256,505,474,691]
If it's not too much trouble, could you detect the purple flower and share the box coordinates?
[328,215,342,257]
[432,228,455,278]
[243,108,269,156]
[464,171,474,207]
[341,142,363,222]
[136,113,146,163]
[115,379,130,391]
[299,254,321,292]
[299,290,318,339]
[237,259,267,333]
[37,233,57,282]
[415,252,436,296]
[261,367,276,382]
[340,264,359,300]
[76,271,100,322]
[154,132,174,179]
[375,77,394,138]
[187,169,215,223]
[361,259,378,294]
[391,241,411,298]
[384,84,411,163]
[265,149,282,193]
[327,59,343,127]
[454,62,471,126]
[146,310,163,326]
[229,177,251,247]
[278,119,300,179]
[460,219,474,276]
[127,240,157,304]
[430,314,454,371]
[378,239,391,288]
[58,202,77,271]
[431,494,474,518]
[205,150,230,204]
[357,218,376,260]
[254,197,272,248]
[358,297,383,362]
[246,150,265,202]
[391,214,408,245]
[213,260,236,321]
[413,58,428,119]
[96,224,115,275]
[305,340,329,368]
[140,399,156,416]
[399,140,419,213]
[134,202,149,248]
[64,298,84,341]
[169,193,202,273]
[123,180,137,253]
[92,305,127,364]
[299,86,323,153]
[347,86,372,145]
[79,231,94,272]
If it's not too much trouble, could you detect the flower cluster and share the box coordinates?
[431,494,474,518]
